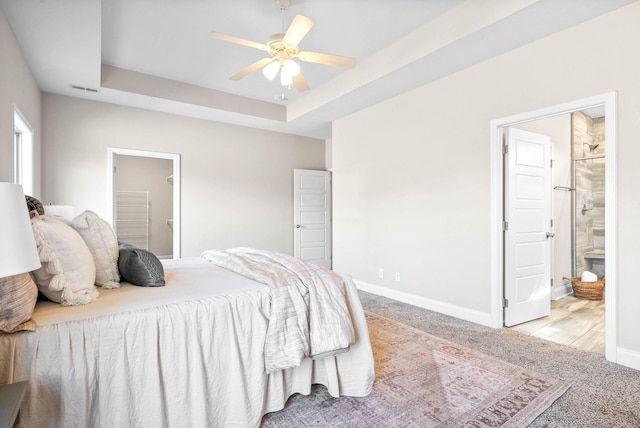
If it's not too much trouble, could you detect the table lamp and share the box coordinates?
[0,182,41,333]
[0,182,41,277]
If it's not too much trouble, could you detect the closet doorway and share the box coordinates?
[107,148,181,259]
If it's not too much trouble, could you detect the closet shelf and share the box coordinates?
[116,190,149,250]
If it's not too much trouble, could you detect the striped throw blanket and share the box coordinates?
[201,247,355,372]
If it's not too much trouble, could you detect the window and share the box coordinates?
[13,105,34,196]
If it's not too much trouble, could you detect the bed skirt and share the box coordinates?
[0,258,374,427]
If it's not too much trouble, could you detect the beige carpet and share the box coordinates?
[262,312,569,427]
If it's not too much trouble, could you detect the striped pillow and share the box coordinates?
[25,195,44,218]
[0,272,38,333]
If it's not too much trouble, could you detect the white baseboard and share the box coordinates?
[552,283,573,300]
[356,280,640,372]
[616,347,640,371]
[355,280,494,327]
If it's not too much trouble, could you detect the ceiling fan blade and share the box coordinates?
[229,57,275,81]
[208,31,267,51]
[292,71,310,92]
[298,51,356,68]
[283,14,314,46]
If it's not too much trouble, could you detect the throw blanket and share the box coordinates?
[201,248,355,372]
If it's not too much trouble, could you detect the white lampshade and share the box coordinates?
[262,61,280,80]
[282,59,300,77]
[280,68,293,86]
[0,182,41,277]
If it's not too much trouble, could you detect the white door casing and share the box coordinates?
[491,92,617,363]
[293,169,332,268]
[504,128,552,327]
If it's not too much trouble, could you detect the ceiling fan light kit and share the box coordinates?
[262,57,300,84]
[282,59,300,76]
[262,61,280,80]
[280,70,293,86]
[208,0,356,93]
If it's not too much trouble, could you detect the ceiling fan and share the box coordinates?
[208,0,356,92]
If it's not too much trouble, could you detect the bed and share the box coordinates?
[0,255,375,427]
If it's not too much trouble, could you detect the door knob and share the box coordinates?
[546,232,555,238]
[295,224,302,229]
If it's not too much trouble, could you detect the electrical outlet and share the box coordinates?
[378,268,384,279]
[395,272,401,281]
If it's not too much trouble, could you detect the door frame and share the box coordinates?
[490,92,617,363]
[106,148,181,259]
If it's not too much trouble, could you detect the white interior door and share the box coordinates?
[293,169,332,268]
[504,128,552,327]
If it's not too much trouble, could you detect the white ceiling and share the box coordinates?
[0,0,635,139]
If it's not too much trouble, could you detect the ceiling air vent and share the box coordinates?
[70,84,99,93]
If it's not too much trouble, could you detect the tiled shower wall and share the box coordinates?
[572,112,605,276]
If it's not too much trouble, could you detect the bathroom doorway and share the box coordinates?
[504,109,606,354]
[492,93,617,362]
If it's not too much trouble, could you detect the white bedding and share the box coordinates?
[0,257,375,428]
[202,248,355,372]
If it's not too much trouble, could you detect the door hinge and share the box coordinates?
[503,143,509,155]
[503,298,509,308]
[550,159,554,168]
[503,221,509,231]
[551,278,554,287]
[550,219,553,228]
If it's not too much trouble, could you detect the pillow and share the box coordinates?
[0,272,38,333]
[31,215,99,306]
[118,242,165,287]
[71,210,121,289]
[25,195,44,219]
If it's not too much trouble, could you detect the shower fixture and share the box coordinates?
[583,142,599,152]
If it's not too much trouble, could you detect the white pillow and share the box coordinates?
[31,215,98,306]
[71,210,121,289]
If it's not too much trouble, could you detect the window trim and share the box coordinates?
[13,104,34,196]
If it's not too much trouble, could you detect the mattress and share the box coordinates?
[0,258,374,428]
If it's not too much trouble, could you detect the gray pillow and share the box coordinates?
[118,242,165,287]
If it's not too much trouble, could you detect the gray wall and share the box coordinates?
[332,2,640,356]
[0,9,41,194]
[41,94,325,257]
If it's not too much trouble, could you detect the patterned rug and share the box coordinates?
[262,312,569,427]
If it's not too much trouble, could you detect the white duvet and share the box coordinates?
[201,247,356,372]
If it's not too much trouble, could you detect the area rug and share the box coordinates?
[262,312,569,427]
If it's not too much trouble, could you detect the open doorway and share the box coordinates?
[106,148,181,259]
[490,92,617,363]
[506,110,606,354]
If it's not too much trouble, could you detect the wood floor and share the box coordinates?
[509,296,605,353]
